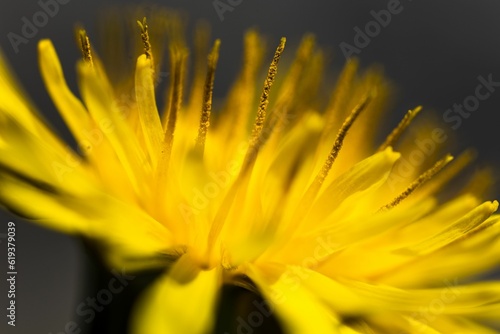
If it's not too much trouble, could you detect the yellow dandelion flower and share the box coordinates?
[1,10,500,334]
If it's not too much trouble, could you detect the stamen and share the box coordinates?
[156,24,187,175]
[377,106,422,151]
[207,38,286,253]
[195,39,221,154]
[421,149,475,196]
[250,37,286,143]
[382,154,453,210]
[243,37,286,172]
[137,17,153,60]
[291,94,372,226]
[163,48,186,149]
[315,94,372,187]
[268,35,315,142]
[77,29,93,66]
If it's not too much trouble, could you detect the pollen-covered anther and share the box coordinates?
[77,29,93,66]
[137,17,153,60]
[316,93,373,185]
[243,37,286,171]
[206,37,286,254]
[382,154,454,210]
[294,93,373,223]
[378,105,422,152]
[195,39,221,154]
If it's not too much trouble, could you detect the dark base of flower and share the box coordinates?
[214,285,283,334]
[76,239,164,334]
[76,239,283,334]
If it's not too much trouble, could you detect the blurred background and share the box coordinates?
[1,0,500,333]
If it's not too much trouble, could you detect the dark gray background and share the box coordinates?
[1,0,500,333]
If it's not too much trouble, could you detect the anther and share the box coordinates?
[382,154,453,210]
[378,106,422,151]
[137,17,153,60]
[77,29,93,66]
[195,39,221,154]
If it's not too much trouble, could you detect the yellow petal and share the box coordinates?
[330,200,498,280]
[284,147,400,240]
[0,174,88,234]
[0,172,172,266]
[309,147,400,223]
[0,49,44,135]
[131,255,220,334]
[77,60,149,196]
[0,47,72,157]
[135,54,163,167]
[88,194,174,267]
[394,200,498,256]
[339,278,500,318]
[387,194,481,246]
[38,40,96,152]
[368,314,443,334]
[293,266,368,314]
[37,40,138,201]
[0,114,92,195]
[249,263,342,334]
[380,215,500,287]
[419,315,499,334]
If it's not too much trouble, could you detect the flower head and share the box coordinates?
[0,9,499,334]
